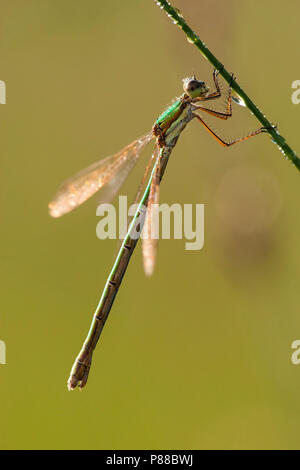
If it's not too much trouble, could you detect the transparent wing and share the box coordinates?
[132,147,157,208]
[142,148,160,277]
[49,132,153,218]
[115,145,157,256]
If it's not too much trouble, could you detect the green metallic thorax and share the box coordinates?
[155,97,187,134]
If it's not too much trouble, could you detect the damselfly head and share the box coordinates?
[183,76,209,98]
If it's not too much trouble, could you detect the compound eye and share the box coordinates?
[188,80,199,92]
[183,77,207,97]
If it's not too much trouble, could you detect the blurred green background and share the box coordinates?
[1,0,300,450]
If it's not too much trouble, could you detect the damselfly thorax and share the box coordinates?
[153,77,209,146]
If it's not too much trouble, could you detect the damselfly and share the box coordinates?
[49,69,270,390]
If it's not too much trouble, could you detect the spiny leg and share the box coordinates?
[202,68,222,100]
[193,113,270,147]
[194,67,224,102]
[193,72,235,119]
[193,105,232,120]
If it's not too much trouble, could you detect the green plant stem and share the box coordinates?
[155,0,300,171]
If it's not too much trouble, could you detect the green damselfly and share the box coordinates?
[49,69,270,390]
